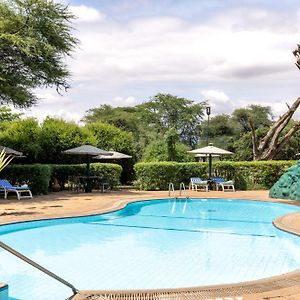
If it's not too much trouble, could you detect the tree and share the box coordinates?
[0,118,41,162]
[83,105,140,133]
[85,122,135,156]
[0,106,22,122]
[165,128,179,161]
[139,93,206,147]
[251,98,300,160]
[232,105,273,133]
[142,129,193,162]
[235,46,300,160]
[207,114,235,136]
[38,117,93,163]
[0,0,78,107]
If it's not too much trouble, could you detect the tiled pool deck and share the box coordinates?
[1,189,300,300]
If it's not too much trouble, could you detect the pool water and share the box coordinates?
[1,199,300,300]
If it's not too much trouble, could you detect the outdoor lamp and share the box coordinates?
[206,105,211,146]
[206,105,211,116]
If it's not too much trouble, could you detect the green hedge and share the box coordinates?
[1,163,122,195]
[134,161,296,190]
[2,164,52,195]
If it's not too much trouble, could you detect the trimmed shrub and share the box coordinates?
[134,162,181,190]
[1,164,51,195]
[134,160,295,191]
[90,163,122,188]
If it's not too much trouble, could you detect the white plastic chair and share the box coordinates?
[189,177,209,192]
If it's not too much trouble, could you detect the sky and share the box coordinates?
[21,0,300,122]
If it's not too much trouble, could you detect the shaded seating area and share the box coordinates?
[212,177,235,192]
[189,177,209,192]
[0,179,33,200]
[66,176,111,193]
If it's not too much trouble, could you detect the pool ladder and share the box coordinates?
[168,182,189,199]
[0,241,79,299]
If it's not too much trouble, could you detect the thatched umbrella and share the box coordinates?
[188,144,233,178]
[93,151,132,160]
[63,145,112,176]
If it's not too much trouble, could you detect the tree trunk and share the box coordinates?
[251,97,300,160]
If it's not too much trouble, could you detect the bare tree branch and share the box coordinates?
[256,97,300,159]
[262,121,300,160]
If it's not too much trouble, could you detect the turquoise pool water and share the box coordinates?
[1,198,300,300]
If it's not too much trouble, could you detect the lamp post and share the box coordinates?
[205,105,212,180]
[206,105,211,146]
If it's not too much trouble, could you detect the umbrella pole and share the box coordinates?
[86,156,90,176]
[208,154,212,179]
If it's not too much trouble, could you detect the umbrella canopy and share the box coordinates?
[63,145,111,156]
[0,145,24,157]
[93,151,132,160]
[188,145,233,155]
[63,145,112,176]
[195,154,220,157]
[188,144,233,178]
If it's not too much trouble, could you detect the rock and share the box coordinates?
[269,160,300,200]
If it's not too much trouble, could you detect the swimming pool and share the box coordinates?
[0,198,300,300]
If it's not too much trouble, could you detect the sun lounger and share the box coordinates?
[0,179,33,200]
[212,177,235,192]
[189,177,209,192]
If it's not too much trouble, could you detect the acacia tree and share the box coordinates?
[240,46,300,160]
[0,0,78,107]
[139,93,206,147]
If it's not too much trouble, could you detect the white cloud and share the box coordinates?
[110,96,138,107]
[200,90,233,116]
[201,90,230,103]
[69,6,299,86]
[22,90,83,123]
[70,5,105,23]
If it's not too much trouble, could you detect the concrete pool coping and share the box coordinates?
[0,189,300,300]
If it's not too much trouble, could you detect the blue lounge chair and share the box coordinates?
[189,177,209,192]
[0,179,33,200]
[212,177,235,192]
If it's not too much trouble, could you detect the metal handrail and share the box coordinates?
[179,182,189,198]
[168,183,176,198]
[0,241,79,299]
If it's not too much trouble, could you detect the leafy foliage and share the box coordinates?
[138,93,205,147]
[0,106,22,121]
[0,118,41,162]
[38,117,93,163]
[232,105,273,132]
[83,105,140,134]
[142,128,193,162]
[0,0,78,107]
[85,122,135,156]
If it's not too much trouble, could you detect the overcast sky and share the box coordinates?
[22,0,300,122]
